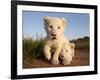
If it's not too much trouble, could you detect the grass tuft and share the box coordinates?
[23,37,44,60]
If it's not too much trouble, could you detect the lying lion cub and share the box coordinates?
[60,43,75,65]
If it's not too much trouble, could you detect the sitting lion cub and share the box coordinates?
[60,43,75,65]
[43,16,70,65]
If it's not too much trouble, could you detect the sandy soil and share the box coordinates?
[23,49,89,68]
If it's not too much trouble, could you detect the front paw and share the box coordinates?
[52,58,59,65]
[62,55,72,65]
[62,59,71,65]
[46,55,51,60]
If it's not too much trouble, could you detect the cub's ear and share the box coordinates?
[70,43,75,49]
[44,16,51,23]
[61,17,67,26]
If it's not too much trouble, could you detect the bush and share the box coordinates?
[70,36,90,49]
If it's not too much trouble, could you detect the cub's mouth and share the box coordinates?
[51,36,56,40]
[51,33,57,40]
[51,36,57,40]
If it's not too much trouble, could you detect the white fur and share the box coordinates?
[60,42,75,65]
[43,16,70,65]
[70,43,75,57]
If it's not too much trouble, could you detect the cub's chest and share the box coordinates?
[47,39,62,48]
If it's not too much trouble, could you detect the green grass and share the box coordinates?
[23,37,44,60]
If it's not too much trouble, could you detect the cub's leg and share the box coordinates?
[52,47,61,65]
[43,45,51,60]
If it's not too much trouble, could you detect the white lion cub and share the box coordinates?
[60,43,75,65]
[43,16,70,65]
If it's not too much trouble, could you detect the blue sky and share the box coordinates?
[22,11,90,40]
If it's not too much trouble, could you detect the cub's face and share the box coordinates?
[60,43,75,60]
[44,16,66,39]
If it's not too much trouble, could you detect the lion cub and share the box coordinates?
[43,16,70,65]
[60,43,75,65]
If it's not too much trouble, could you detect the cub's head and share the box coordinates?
[60,43,75,60]
[44,16,67,39]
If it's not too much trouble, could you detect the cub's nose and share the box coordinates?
[51,33,56,36]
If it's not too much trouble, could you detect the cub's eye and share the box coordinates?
[58,26,60,29]
[66,50,68,52]
[49,26,52,28]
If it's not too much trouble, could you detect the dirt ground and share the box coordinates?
[23,49,89,68]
